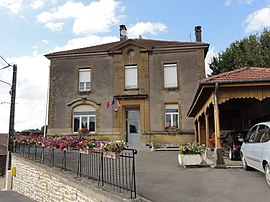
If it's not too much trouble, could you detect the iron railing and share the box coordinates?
[14,142,137,199]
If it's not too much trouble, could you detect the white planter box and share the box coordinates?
[178,154,203,167]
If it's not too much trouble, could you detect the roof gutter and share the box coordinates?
[44,50,109,59]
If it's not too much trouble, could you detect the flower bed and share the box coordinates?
[13,135,126,153]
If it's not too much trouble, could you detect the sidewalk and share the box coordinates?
[203,149,243,168]
[0,177,36,202]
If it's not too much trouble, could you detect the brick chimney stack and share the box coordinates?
[195,26,202,42]
[119,25,127,41]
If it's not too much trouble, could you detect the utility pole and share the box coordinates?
[0,55,17,171]
[7,64,17,169]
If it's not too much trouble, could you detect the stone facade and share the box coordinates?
[45,26,209,146]
[12,154,134,202]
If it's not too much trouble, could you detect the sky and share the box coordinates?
[0,0,270,133]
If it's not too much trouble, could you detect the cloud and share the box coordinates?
[244,6,270,32]
[225,0,255,6]
[72,0,124,35]
[36,0,125,35]
[128,22,167,38]
[42,40,48,44]
[205,47,217,77]
[225,0,232,6]
[36,1,82,23]
[45,22,64,31]
[0,0,23,14]
[0,55,49,132]
[31,0,45,9]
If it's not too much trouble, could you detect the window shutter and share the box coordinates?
[79,69,91,91]
[79,69,90,82]
[165,104,178,110]
[164,64,177,88]
[125,66,138,88]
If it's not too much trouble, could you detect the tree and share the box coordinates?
[209,28,270,75]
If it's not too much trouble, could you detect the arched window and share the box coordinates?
[73,105,96,133]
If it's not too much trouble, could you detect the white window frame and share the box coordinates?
[79,69,91,91]
[73,109,96,133]
[125,65,138,89]
[165,104,179,128]
[164,64,177,88]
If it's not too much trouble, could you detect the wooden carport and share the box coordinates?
[187,67,270,166]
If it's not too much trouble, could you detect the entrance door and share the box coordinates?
[126,108,140,144]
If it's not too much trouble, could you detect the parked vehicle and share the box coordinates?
[209,131,229,150]
[241,121,270,188]
[222,131,247,160]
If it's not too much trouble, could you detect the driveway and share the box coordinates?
[136,150,270,202]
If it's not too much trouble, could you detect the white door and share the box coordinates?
[126,109,140,144]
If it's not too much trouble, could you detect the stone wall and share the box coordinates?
[11,154,134,202]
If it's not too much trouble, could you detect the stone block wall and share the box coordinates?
[11,154,132,202]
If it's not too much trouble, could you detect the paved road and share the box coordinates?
[136,150,270,202]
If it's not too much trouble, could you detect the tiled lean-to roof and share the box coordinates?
[45,38,209,57]
[202,67,270,83]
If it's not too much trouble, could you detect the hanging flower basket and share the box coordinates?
[103,151,121,159]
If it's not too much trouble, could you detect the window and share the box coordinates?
[73,105,95,133]
[266,127,270,142]
[247,126,257,143]
[165,104,179,128]
[79,69,91,91]
[164,64,177,88]
[255,125,266,143]
[125,65,137,89]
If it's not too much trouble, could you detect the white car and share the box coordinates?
[241,121,270,187]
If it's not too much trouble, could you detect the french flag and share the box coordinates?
[106,101,110,109]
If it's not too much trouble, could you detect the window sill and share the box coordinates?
[163,87,179,91]
[77,90,91,95]
[124,88,139,93]
[124,88,139,91]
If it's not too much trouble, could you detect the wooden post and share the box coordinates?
[197,119,201,144]
[194,120,198,143]
[213,83,225,167]
[205,111,209,148]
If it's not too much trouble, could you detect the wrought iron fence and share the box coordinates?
[14,142,137,199]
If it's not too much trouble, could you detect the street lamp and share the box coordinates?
[0,55,17,171]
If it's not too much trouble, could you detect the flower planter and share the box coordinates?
[103,151,121,159]
[178,154,203,168]
[79,149,94,154]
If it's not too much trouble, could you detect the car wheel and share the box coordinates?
[229,148,234,160]
[242,155,251,171]
[265,163,270,188]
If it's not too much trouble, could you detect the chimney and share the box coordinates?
[119,25,127,41]
[194,26,202,42]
